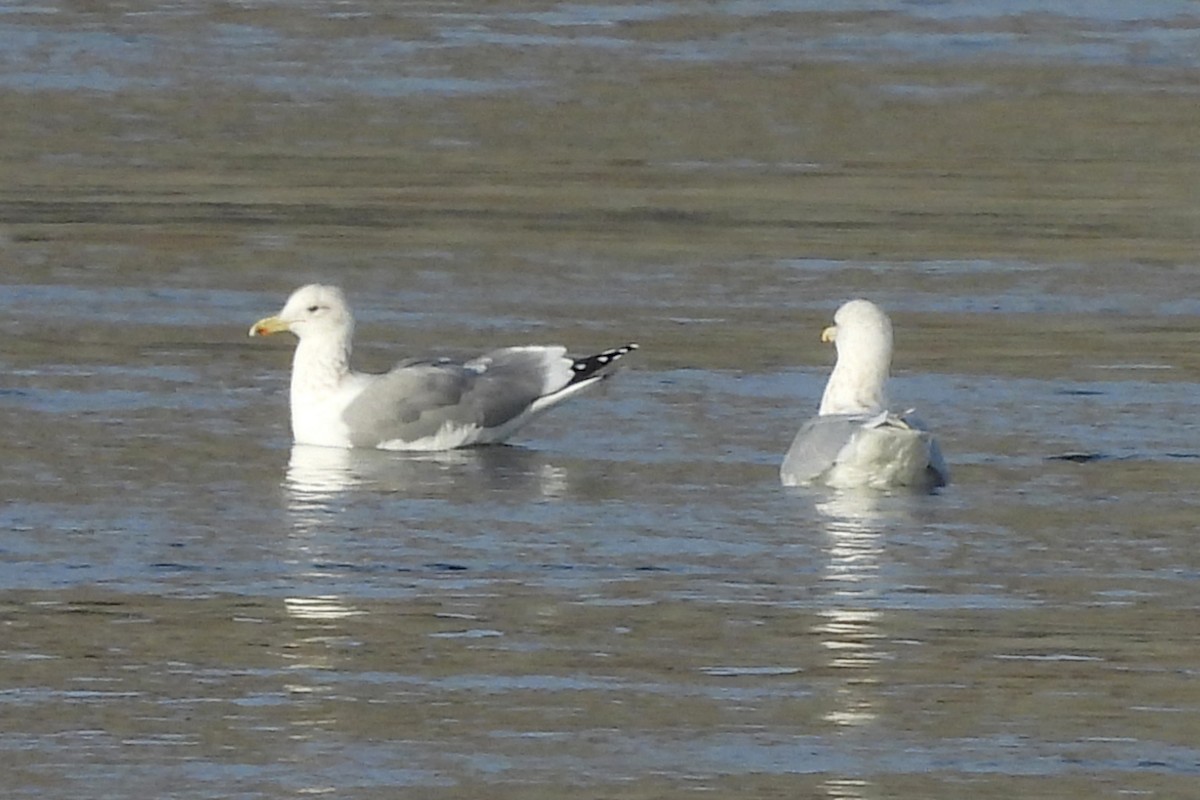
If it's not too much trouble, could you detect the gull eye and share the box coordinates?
[307,304,321,313]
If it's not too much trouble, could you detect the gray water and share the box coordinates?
[2,2,1200,798]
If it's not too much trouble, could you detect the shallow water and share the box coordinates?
[2,2,1200,799]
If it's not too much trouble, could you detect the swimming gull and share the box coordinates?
[780,299,948,490]
[250,284,637,450]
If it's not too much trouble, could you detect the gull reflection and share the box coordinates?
[276,594,364,724]
[806,489,907,800]
[811,490,896,731]
[272,446,584,770]
[284,443,571,527]
[273,444,580,765]
[283,595,365,621]
[821,778,875,800]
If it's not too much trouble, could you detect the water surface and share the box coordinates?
[2,2,1199,798]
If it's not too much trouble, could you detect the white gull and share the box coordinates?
[781,298,948,490]
[250,284,637,451]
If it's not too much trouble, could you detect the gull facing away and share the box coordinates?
[250,284,637,451]
[780,299,948,490]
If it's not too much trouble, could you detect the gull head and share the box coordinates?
[817,298,894,416]
[249,284,353,340]
[821,298,893,357]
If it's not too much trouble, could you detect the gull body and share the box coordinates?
[781,299,948,490]
[250,284,637,451]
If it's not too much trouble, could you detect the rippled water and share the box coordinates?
[4,0,1200,95]
[2,2,1200,798]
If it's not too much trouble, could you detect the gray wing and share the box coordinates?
[901,411,950,488]
[780,413,872,486]
[340,350,558,447]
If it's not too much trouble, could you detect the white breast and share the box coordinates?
[289,379,365,449]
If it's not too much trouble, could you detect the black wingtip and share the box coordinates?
[569,343,639,383]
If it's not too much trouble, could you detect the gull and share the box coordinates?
[250,284,636,450]
[781,299,948,490]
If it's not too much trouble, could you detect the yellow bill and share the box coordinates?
[249,315,290,337]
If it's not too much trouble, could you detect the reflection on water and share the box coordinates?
[812,491,895,741]
[285,443,571,523]
[822,777,875,800]
[809,490,902,798]
[283,594,365,621]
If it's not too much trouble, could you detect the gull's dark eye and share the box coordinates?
[307,304,321,313]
